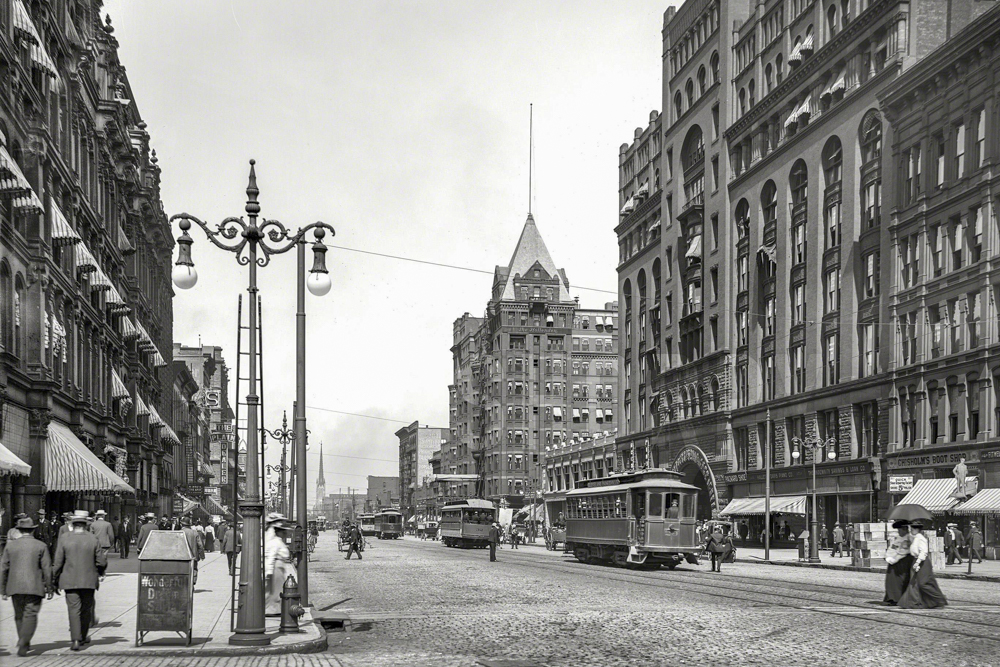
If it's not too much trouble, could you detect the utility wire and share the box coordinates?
[305,404,447,429]
[329,244,618,296]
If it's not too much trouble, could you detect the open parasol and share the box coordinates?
[888,504,933,524]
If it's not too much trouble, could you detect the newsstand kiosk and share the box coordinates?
[136,531,194,646]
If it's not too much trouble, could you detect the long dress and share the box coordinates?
[264,527,295,615]
[898,533,948,609]
[883,533,913,604]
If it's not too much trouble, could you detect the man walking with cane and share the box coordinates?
[1,515,52,656]
[53,510,107,651]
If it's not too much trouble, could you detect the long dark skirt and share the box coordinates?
[883,555,913,604]
[898,558,948,609]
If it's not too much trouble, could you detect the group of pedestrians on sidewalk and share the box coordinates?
[883,519,948,610]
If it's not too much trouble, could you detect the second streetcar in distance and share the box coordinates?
[358,514,377,537]
[439,498,497,548]
[374,509,403,539]
[562,468,701,569]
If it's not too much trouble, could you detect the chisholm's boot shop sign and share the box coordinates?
[886,448,1000,470]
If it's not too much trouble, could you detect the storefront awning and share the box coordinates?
[175,493,199,514]
[953,488,1000,516]
[898,477,978,513]
[45,421,134,494]
[719,495,807,517]
[205,495,230,518]
[0,441,31,476]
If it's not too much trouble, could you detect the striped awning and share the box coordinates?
[135,393,150,417]
[74,243,98,274]
[149,403,165,427]
[0,144,35,193]
[118,225,134,253]
[0,441,31,477]
[12,0,39,44]
[88,267,112,292]
[199,461,215,477]
[796,96,812,120]
[205,495,229,517]
[50,198,82,246]
[12,190,43,211]
[121,316,139,339]
[45,420,134,494]
[897,477,979,514]
[719,495,807,517]
[111,368,130,400]
[161,424,182,446]
[176,493,199,514]
[136,322,155,349]
[30,41,57,77]
[953,488,1000,516]
[152,349,166,367]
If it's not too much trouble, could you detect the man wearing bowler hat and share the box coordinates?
[1,516,52,656]
[53,510,107,651]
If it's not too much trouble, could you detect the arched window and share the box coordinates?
[827,4,838,38]
[682,126,705,206]
[790,160,808,206]
[14,275,24,359]
[710,51,720,83]
[674,91,683,119]
[637,269,647,305]
[665,393,673,423]
[686,79,695,107]
[710,377,720,411]
[739,88,747,116]
[698,66,707,94]
[765,63,773,93]
[623,279,632,314]
[680,388,689,419]
[860,110,883,229]
[776,54,784,84]
[652,258,662,302]
[822,136,843,188]
[748,79,756,107]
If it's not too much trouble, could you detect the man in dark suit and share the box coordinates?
[344,520,363,560]
[118,515,134,559]
[180,516,205,584]
[945,523,964,565]
[488,522,500,562]
[136,513,156,555]
[1,516,53,656]
[90,510,115,558]
[53,511,107,651]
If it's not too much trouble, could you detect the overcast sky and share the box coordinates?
[103,1,670,501]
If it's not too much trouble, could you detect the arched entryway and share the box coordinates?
[672,446,719,521]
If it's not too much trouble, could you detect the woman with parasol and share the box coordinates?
[889,504,947,609]
[883,520,912,605]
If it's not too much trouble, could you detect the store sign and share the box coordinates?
[184,485,205,497]
[888,475,914,493]
[723,461,870,485]
[887,449,978,470]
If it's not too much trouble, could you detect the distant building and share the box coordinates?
[316,441,327,508]
[543,431,620,492]
[396,421,447,518]
[366,475,400,511]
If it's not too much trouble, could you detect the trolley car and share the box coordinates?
[543,491,568,551]
[440,498,497,548]
[358,514,377,537]
[564,468,701,569]
[374,509,403,539]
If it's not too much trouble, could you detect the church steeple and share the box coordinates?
[315,441,327,507]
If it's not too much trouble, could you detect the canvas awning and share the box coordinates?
[0,441,31,477]
[149,403,165,427]
[12,0,38,44]
[175,493,199,514]
[686,234,702,260]
[45,420,134,493]
[111,368,130,400]
[205,495,229,517]
[135,393,150,417]
[953,488,1000,516]
[0,145,38,195]
[50,198,82,246]
[896,477,978,513]
[719,495,807,517]
[161,424,182,447]
[74,243,98,274]
[118,225,134,253]
[121,316,139,339]
[620,195,636,216]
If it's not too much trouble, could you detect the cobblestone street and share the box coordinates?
[13,533,1000,667]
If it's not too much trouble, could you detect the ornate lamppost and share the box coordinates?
[170,161,334,646]
[264,411,295,516]
[791,436,837,563]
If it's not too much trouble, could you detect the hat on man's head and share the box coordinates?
[95,510,107,517]
[70,510,92,525]
[892,520,909,529]
[16,517,38,530]
[180,515,192,526]
[37,508,47,515]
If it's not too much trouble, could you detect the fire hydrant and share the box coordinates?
[280,574,305,633]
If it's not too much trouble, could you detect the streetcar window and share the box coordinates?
[665,494,680,519]
[633,492,646,519]
[648,492,663,518]
[682,492,696,519]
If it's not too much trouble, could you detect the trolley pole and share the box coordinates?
[764,407,771,562]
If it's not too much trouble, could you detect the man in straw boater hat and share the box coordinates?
[53,510,107,651]
[1,515,53,656]
[135,513,157,555]
[91,510,115,560]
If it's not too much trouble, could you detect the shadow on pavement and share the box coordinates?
[138,635,211,648]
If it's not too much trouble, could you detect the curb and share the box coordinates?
[744,557,1000,582]
[75,620,328,657]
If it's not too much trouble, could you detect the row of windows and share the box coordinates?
[898,377,989,449]
[669,2,720,77]
[900,110,987,206]
[572,337,614,352]
[672,52,720,120]
[897,205,987,290]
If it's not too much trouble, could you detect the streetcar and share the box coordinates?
[440,498,497,548]
[358,513,377,537]
[543,491,568,551]
[374,509,403,539]
[564,468,701,569]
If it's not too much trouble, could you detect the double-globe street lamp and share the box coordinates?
[264,411,295,516]
[171,160,333,646]
[790,436,837,563]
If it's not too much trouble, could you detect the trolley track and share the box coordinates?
[398,539,1000,642]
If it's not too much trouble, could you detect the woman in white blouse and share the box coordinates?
[883,521,912,605]
[898,520,948,609]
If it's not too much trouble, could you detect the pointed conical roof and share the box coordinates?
[316,442,326,494]
[498,213,570,300]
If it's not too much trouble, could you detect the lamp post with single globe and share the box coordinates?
[791,436,838,563]
[170,160,334,646]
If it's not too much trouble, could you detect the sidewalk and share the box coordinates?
[0,551,326,657]
[736,546,1000,581]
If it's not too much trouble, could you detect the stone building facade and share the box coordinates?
[0,2,177,532]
